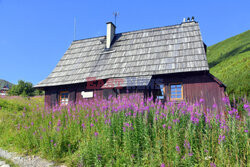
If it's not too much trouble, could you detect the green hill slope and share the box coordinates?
[0,79,14,89]
[207,30,250,99]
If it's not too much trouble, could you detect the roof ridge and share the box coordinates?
[117,21,198,35]
[72,21,198,43]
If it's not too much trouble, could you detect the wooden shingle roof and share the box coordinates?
[35,21,209,88]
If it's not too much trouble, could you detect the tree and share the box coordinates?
[34,89,44,96]
[8,80,43,97]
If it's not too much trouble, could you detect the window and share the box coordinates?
[60,91,69,105]
[170,84,183,100]
[157,84,165,100]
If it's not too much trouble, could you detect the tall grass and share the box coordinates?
[0,95,249,166]
[0,96,43,151]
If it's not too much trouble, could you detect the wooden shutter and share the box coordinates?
[51,91,58,107]
[69,90,76,104]
[103,89,116,99]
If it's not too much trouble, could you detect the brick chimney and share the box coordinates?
[106,22,116,49]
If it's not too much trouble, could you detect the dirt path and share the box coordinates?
[0,160,10,167]
[0,148,65,167]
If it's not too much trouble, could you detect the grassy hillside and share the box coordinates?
[207,30,250,99]
[0,79,14,89]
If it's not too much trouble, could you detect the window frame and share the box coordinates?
[157,84,166,100]
[170,83,183,101]
[59,91,69,106]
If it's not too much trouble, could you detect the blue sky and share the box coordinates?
[0,0,249,85]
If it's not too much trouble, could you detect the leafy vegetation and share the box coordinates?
[0,96,43,153]
[0,95,248,166]
[0,96,43,112]
[8,80,43,97]
[207,30,250,100]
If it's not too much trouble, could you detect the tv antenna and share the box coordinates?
[74,17,76,40]
[113,12,119,26]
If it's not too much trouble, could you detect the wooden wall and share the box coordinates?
[155,71,226,111]
[43,71,226,111]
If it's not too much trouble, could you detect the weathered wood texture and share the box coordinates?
[155,71,226,110]
[44,89,51,109]
[43,72,226,111]
[35,22,209,88]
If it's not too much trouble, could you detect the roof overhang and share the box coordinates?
[208,73,226,88]
[101,76,152,89]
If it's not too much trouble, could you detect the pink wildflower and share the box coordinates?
[210,162,216,167]
[176,145,180,152]
[218,135,225,144]
[81,123,85,129]
[243,104,249,110]
[162,124,166,128]
[212,103,217,108]
[57,119,61,127]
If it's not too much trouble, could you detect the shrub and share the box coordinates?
[8,80,44,97]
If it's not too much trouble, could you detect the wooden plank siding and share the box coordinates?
[43,72,226,111]
[154,71,226,110]
[44,90,51,109]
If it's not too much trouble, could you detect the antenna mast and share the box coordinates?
[113,12,119,26]
[74,17,76,40]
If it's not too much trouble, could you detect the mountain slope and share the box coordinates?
[207,30,250,98]
[0,79,14,89]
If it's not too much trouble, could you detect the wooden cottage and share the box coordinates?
[0,86,9,96]
[35,19,226,110]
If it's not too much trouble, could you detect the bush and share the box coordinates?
[8,80,44,97]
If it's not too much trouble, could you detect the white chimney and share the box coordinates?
[106,22,116,49]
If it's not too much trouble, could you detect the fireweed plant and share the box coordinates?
[0,95,249,166]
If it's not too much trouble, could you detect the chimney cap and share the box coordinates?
[106,22,116,28]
